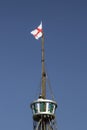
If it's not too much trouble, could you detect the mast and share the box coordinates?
[30,22,57,130]
[41,33,46,99]
[41,33,46,130]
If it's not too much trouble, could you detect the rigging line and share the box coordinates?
[48,123,53,130]
[48,117,58,130]
[33,77,42,99]
[36,119,42,130]
[53,117,58,130]
[46,73,55,100]
[44,61,55,100]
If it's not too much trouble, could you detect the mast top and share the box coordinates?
[30,22,46,99]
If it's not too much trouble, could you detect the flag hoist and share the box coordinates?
[30,22,57,130]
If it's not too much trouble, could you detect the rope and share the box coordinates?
[36,119,42,130]
[46,73,55,100]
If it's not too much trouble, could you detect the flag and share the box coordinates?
[30,22,43,40]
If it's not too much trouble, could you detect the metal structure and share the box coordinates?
[30,33,57,130]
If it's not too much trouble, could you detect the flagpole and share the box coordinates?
[41,32,46,130]
[41,33,46,99]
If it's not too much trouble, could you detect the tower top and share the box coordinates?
[30,22,58,130]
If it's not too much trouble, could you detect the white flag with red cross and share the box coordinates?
[30,22,43,40]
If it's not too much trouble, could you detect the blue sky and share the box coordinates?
[0,0,87,130]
